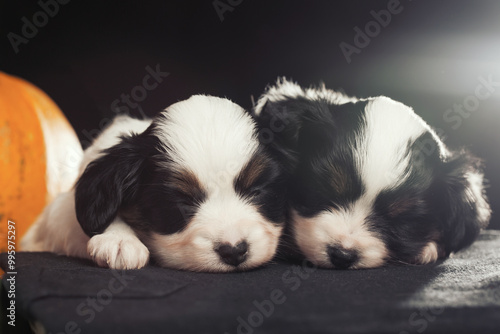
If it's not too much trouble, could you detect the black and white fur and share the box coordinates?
[22,95,287,272]
[255,78,491,269]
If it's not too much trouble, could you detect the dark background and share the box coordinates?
[1,0,499,229]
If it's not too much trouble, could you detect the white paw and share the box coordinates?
[87,233,150,270]
[415,241,439,265]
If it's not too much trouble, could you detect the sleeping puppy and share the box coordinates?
[254,78,491,269]
[22,95,287,272]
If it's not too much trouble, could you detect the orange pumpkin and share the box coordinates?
[0,72,83,254]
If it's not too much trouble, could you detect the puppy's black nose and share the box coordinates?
[216,241,248,266]
[327,246,358,269]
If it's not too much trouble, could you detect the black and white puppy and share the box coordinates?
[22,95,287,272]
[255,79,491,269]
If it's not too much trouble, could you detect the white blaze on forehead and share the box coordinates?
[357,97,428,200]
[148,95,283,272]
[293,97,447,269]
[154,95,259,193]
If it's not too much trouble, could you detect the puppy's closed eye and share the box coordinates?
[254,78,490,270]
[23,95,287,272]
[234,151,279,198]
[168,169,207,204]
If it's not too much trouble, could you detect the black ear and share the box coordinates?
[254,97,338,172]
[255,98,366,172]
[254,100,304,173]
[437,150,491,255]
[75,133,152,236]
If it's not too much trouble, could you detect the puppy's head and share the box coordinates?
[76,95,286,272]
[255,79,490,269]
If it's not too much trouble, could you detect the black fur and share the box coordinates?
[435,150,490,254]
[135,160,208,235]
[370,135,489,263]
[257,97,368,216]
[76,122,289,239]
[255,82,490,267]
[234,148,288,225]
[75,129,158,236]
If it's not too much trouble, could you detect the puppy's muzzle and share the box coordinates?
[327,246,359,269]
[215,241,249,267]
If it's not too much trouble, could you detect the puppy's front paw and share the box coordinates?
[87,233,150,270]
[415,241,439,265]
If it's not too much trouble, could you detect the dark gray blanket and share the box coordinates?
[2,231,500,334]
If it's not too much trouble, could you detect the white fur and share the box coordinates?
[466,171,491,226]
[22,116,151,268]
[260,80,451,269]
[88,219,150,270]
[292,203,388,269]
[155,95,259,192]
[150,194,282,272]
[293,97,428,269]
[21,189,89,259]
[416,241,439,264]
[254,78,356,115]
[150,95,282,272]
[22,96,282,272]
[290,97,432,269]
[358,97,427,198]
[78,116,151,176]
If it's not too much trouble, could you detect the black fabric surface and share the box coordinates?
[1,231,500,334]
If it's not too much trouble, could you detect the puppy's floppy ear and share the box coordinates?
[255,97,364,170]
[254,100,304,172]
[437,150,491,255]
[75,133,153,236]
